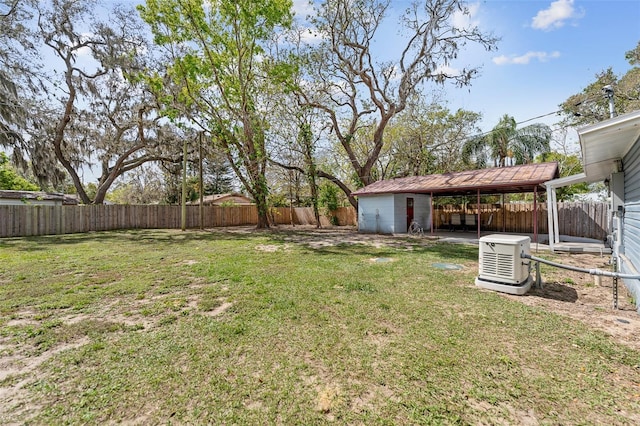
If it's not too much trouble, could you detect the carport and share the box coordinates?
[352,162,559,241]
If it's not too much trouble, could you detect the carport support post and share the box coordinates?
[476,189,480,238]
[181,138,187,232]
[501,194,506,232]
[533,186,538,244]
[430,191,434,235]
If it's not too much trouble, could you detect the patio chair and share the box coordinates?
[450,213,461,231]
[464,214,476,231]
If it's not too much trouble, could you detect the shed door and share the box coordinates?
[406,197,414,229]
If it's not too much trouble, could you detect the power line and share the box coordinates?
[516,110,562,126]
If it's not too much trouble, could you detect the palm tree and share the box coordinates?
[462,114,551,168]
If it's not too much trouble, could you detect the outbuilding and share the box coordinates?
[355,192,431,234]
[0,190,70,206]
[188,192,253,206]
[352,162,559,236]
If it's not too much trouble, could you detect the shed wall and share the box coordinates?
[393,194,408,232]
[357,193,431,233]
[621,138,640,308]
[358,194,395,233]
[392,193,431,232]
[414,194,431,231]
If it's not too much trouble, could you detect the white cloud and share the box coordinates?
[434,64,460,76]
[291,0,323,44]
[452,2,481,30]
[299,27,324,44]
[531,0,583,31]
[76,32,94,57]
[492,51,561,65]
[292,0,314,21]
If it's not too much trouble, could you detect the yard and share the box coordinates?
[1,227,639,424]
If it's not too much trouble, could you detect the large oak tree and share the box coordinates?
[2,0,184,203]
[297,0,497,206]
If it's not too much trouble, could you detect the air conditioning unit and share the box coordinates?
[475,234,533,295]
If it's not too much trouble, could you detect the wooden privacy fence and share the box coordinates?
[1,202,607,239]
[435,202,609,241]
[0,205,357,238]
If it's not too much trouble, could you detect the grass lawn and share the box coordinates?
[1,229,639,424]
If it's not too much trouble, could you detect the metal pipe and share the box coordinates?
[603,85,615,118]
[522,253,640,279]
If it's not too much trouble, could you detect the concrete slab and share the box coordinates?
[426,231,611,254]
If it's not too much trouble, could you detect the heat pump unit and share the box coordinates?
[475,234,533,295]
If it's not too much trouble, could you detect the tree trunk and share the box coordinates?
[254,189,270,229]
[310,176,321,228]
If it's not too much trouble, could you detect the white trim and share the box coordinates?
[545,172,588,188]
[546,184,555,251]
[544,173,591,252]
[578,110,640,182]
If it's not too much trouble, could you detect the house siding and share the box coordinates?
[621,140,640,307]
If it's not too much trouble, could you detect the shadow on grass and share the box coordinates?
[0,228,261,251]
[527,281,579,303]
[1,227,479,265]
[294,239,478,265]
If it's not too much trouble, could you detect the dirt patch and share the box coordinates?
[501,252,640,351]
[0,337,89,424]
[367,257,396,263]
[255,244,290,252]
[205,301,234,317]
[223,225,422,251]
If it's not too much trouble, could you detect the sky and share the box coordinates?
[294,0,640,151]
[442,0,640,135]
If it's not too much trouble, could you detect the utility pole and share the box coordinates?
[181,138,187,231]
[199,132,204,230]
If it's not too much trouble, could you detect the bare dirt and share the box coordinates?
[503,252,640,352]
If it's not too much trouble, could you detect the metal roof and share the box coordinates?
[0,190,64,201]
[577,109,640,182]
[352,162,559,197]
